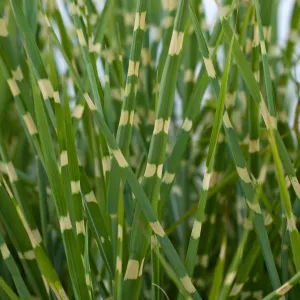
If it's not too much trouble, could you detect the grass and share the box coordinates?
[0,0,300,299]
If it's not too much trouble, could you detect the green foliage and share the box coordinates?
[0,0,300,299]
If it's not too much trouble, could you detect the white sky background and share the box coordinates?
[203,0,299,122]
[57,0,298,75]
[203,0,295,46]
[56,0,299,120]
[57,0,298,61]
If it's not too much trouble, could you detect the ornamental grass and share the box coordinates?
[0,0,300,299]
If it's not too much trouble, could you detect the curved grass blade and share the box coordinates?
[0,276,19,300]
[0,233,32,300]
[190,1,281,289]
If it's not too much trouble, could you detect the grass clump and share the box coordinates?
[0,0,300,299]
